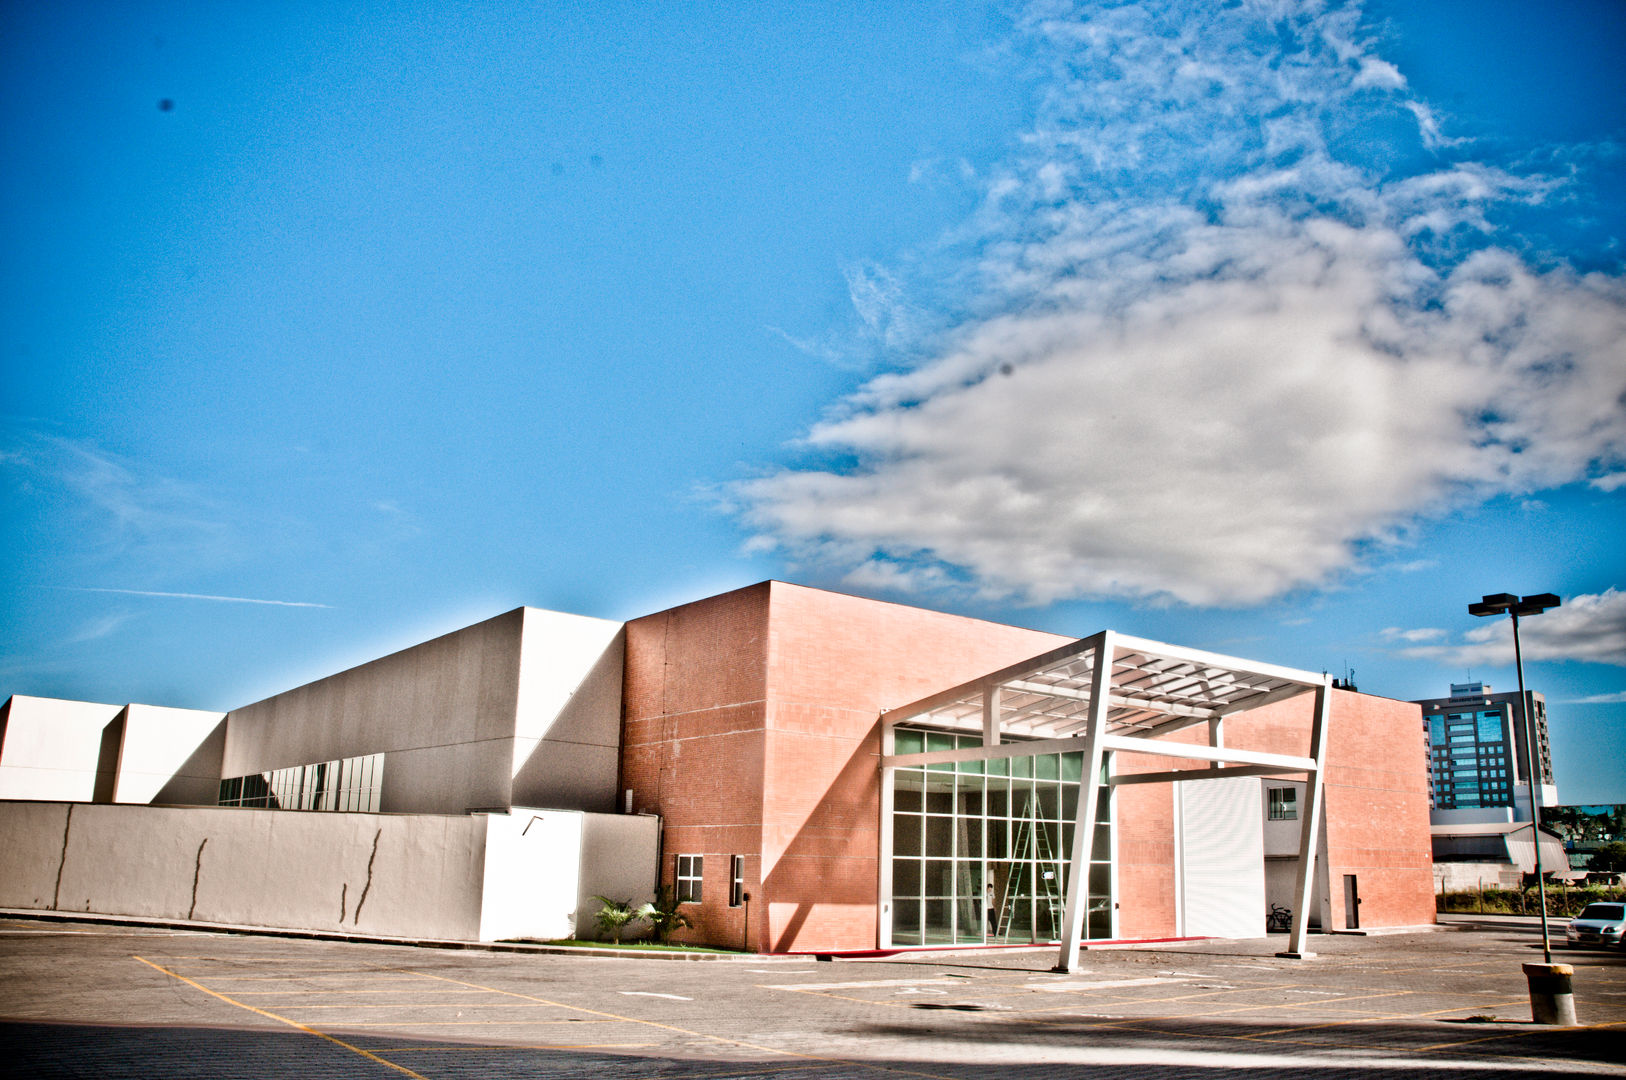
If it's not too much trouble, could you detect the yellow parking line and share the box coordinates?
[132,956,428,1080]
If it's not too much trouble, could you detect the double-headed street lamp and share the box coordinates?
[1468,591,1560,963]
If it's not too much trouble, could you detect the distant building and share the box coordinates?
[1430,821,1577,891]
[1414,682,1555,827]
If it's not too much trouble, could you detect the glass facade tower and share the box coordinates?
[1416,682,1552,813]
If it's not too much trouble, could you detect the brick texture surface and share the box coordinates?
[623,582,1434,952]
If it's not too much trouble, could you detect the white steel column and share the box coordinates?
[877,716,896,949]
[1284,680,1331,958]
[982,685,1001,747]
[1054,631,1114,973]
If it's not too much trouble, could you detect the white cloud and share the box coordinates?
[3,432,233,564]
[734,0,1626,607]
[56,586,330,609]
[1400,589,1626,668]
[1562,691,1626,705]
[1381,626,1446,643]
[68,611,135,643]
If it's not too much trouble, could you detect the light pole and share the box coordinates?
[1468,591,1560,962]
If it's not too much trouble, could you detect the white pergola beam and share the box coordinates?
[883,735,1088,769]
[1111,763,1308,786]
[1109,633,1325,690]
[882,632,1108,725]
[1097,734,1317,773]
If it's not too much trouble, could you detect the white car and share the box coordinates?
[1565,902,1625,949]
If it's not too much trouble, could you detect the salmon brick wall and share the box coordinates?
[759,583,1071,952]
[624,580,1435,951]
[1224,689,1436,931]
[621,583,772,950]
[625,580,1069,952]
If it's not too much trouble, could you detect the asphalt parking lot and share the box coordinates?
[1,914,1621,1079]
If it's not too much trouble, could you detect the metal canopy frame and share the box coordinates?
[879,630,1332,968]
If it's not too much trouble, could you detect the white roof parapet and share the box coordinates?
[882,630,1328,741]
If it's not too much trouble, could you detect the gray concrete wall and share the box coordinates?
[223,610,529,814]
[577,811,662,941]
[0,800,660,943]
[222,607,628,816]
[0,801,489,940]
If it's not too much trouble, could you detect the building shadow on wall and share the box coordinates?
[150,718,227,806]
[761,726,881,953]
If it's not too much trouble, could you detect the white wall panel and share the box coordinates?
[1177,776,1266,939]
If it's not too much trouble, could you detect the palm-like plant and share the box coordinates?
[593,896,644,945]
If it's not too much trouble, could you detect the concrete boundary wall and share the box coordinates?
[0,801,488,940]
[0,801,661,943]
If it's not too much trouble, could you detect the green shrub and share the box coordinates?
[636,885,692,944]
[592,896,646,945]
[1436,883,1626,917]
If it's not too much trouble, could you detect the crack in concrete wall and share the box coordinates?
[352,829,381,925]
[188,837,208,920]
[51,804,74,910]
[339,882,348,923]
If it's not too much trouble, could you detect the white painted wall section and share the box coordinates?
[479,808,584,942]
[511,610,625,813]
[1177,777,1266,939]
[478,808,662,942]
[113,705,226,805]
[0,697,123,802]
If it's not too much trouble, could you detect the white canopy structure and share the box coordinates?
[880,629,1332,967]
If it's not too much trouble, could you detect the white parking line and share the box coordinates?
[1025,976,1189,992]
[764,978,963,991]
[618,991,692,1001]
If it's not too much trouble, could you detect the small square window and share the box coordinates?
[1268,788,1298,820]
[676,854,703,904]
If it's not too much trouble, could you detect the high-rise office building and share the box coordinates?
[1415,681,1556,825]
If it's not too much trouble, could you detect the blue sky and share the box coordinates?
[4,0,1623,802]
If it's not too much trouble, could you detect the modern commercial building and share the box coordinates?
[2,581,1437,956]
[1414,682,1556,826]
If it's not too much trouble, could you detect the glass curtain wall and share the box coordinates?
[890,728,1113,946]
[218,752,385,812]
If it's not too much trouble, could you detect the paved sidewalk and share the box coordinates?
[3,915,1622,1078]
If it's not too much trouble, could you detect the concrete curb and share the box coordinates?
[0,908,805,962]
